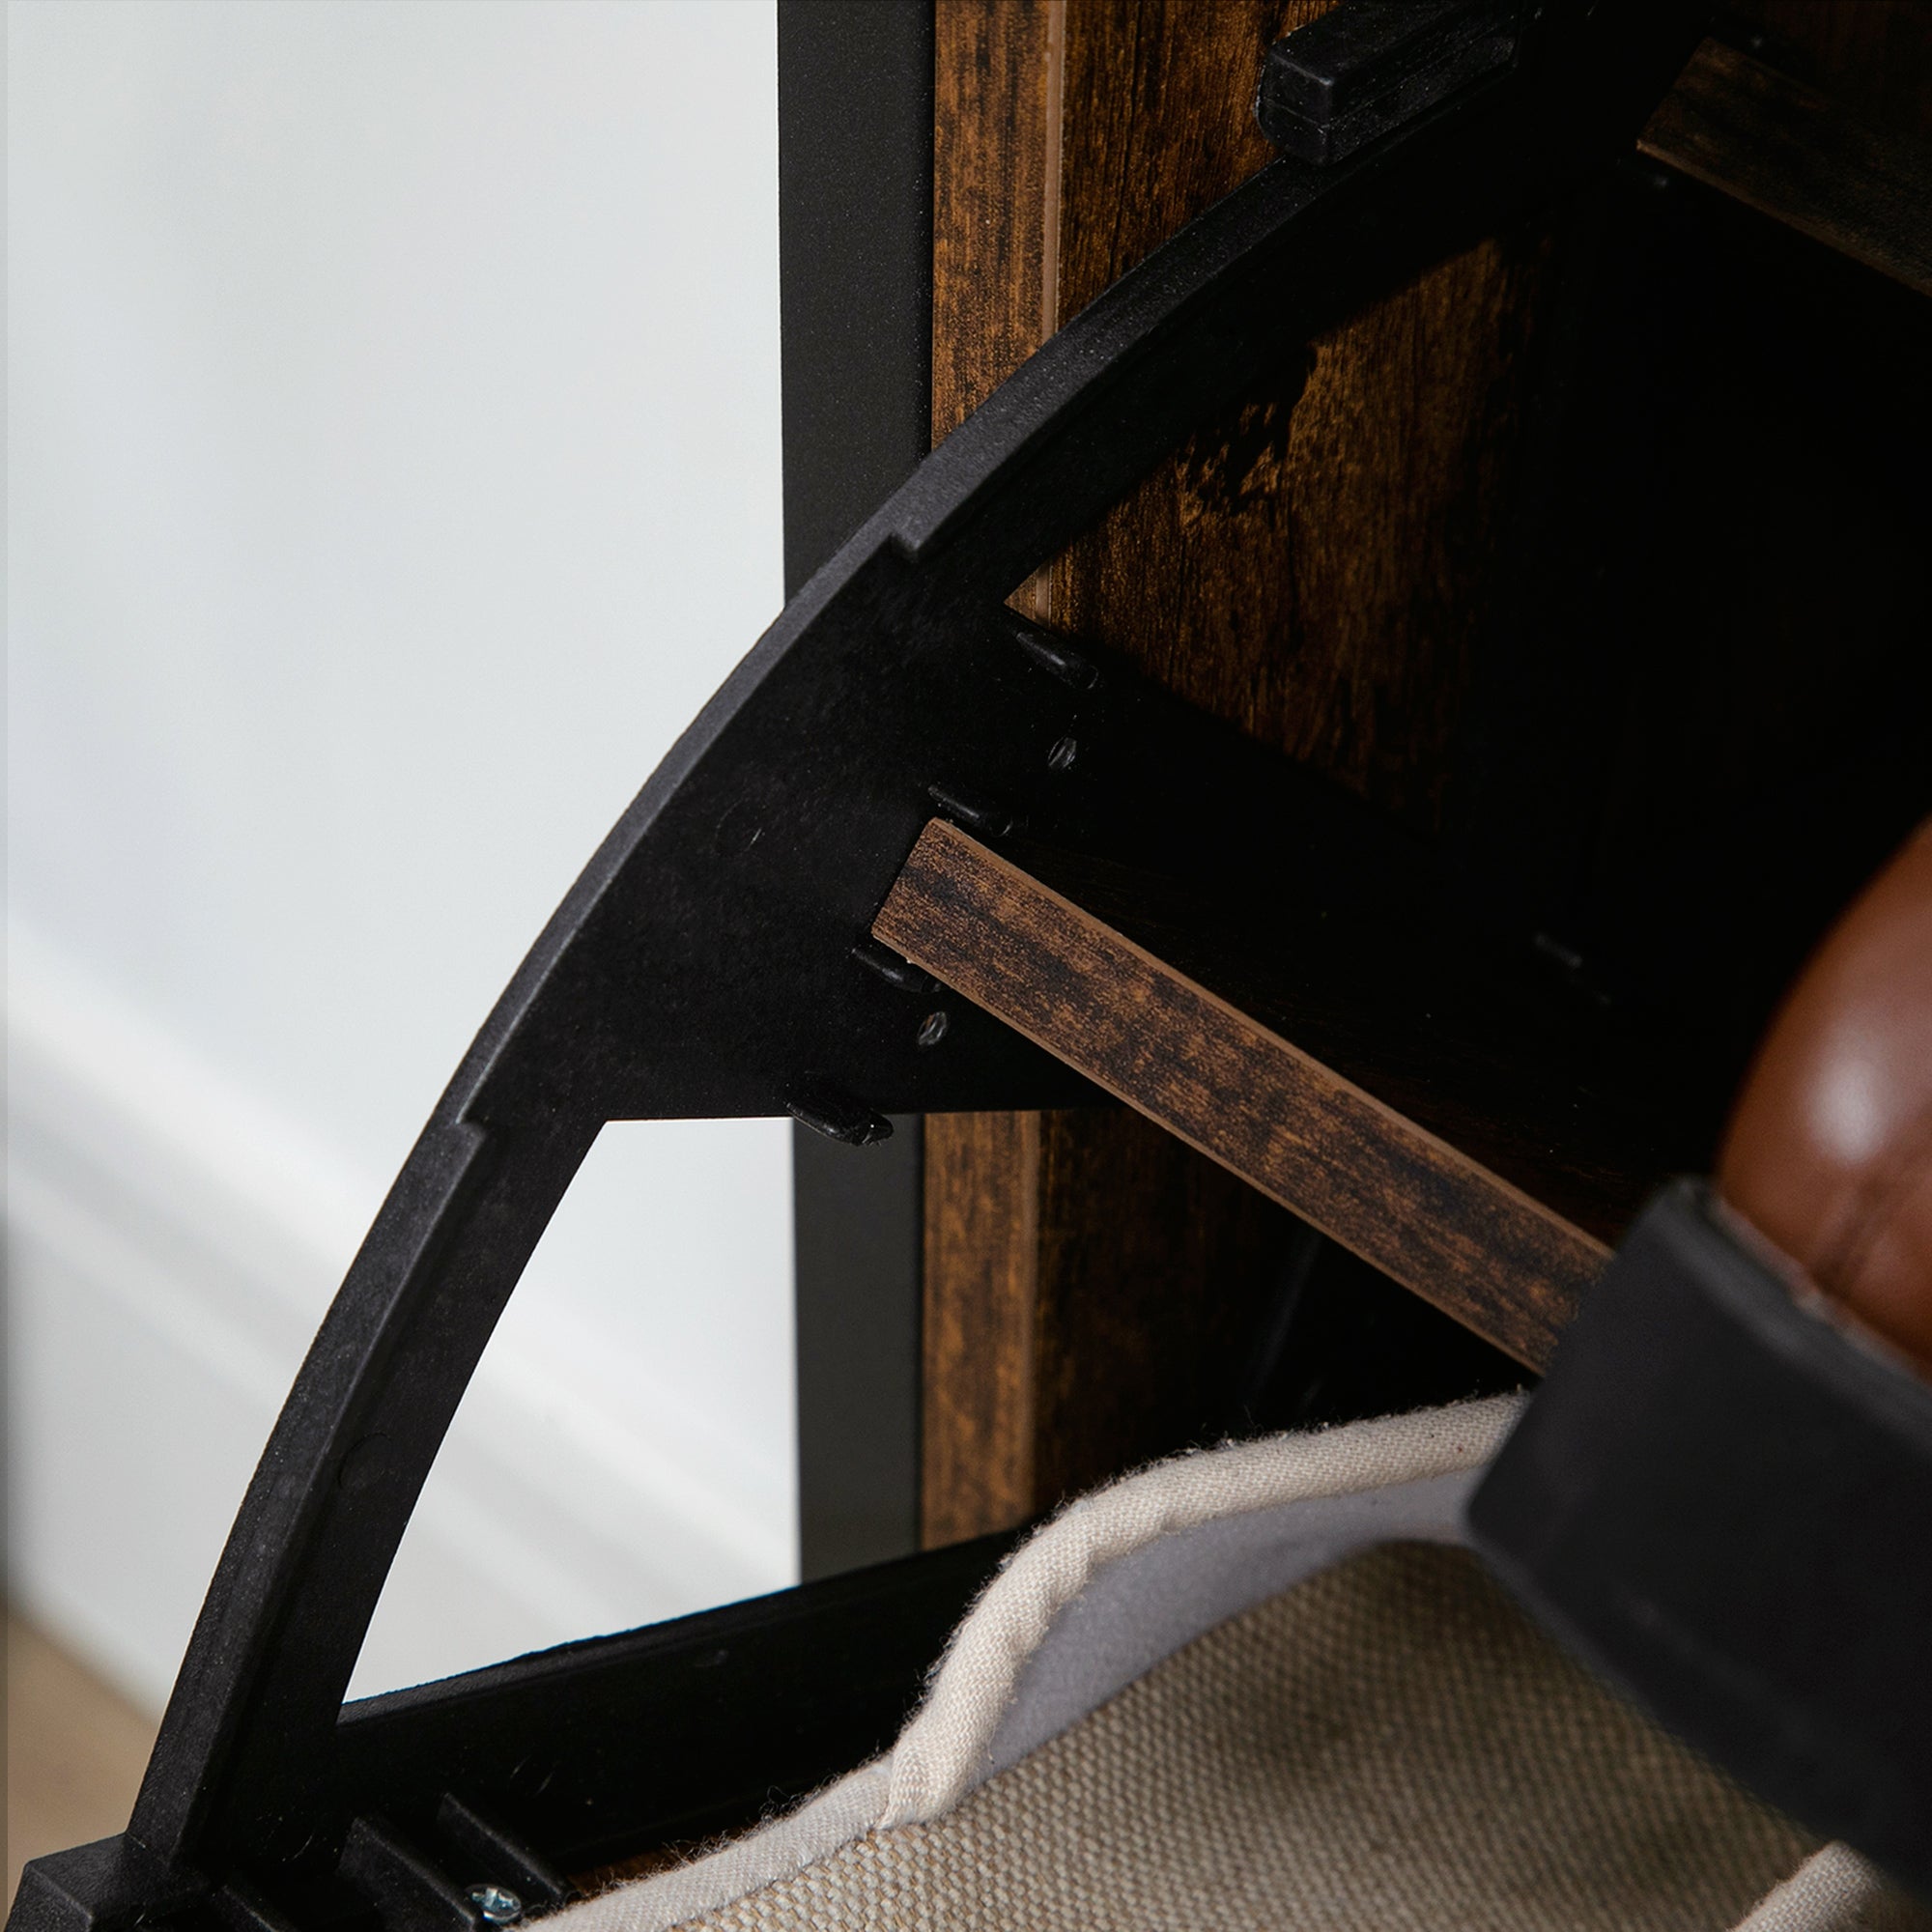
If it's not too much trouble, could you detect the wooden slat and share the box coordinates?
[882,821,1609,1372]
[1641,38,1932,298]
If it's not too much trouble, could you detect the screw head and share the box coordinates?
[1048,735,1078,771]
[469,1886,524,1925]
[917,1010,950,1048]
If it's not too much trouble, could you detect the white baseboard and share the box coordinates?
[5,927,796,1714]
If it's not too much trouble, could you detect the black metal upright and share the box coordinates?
[778,0,936,1577]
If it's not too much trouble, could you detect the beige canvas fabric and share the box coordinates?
[549,1401,1929,1932]
[886,1395,1515,1823]
[1738,1845,1922,1932]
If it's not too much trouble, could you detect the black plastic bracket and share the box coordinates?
[338,1820,482,1932]
[8,1841,208,1932]
[1470,1182,1932,1896]
[1257,0,1527,164]
[431,1799,569,1917]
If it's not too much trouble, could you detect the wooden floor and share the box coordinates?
[6,1615,157,1909]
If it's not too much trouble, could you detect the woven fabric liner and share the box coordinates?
[1739,1845,1922,1932]
[655,1544,1784,1931]
[551,1403,1930,1932]
[679,1543,1932,1931]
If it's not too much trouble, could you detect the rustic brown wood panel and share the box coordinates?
[1641,40,1932,298]
[885,821,1605,1371]
[930,0,1061,436]
[1044,1,1555,829]
[1024,1109,1309,1499]
[923,0,1061,1549]
[921,0,1567,1546]
[922,1103,1302,1544]
[921,1108,1040,1545]
[924,0,1312,1549]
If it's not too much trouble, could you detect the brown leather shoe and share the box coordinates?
[1719,821,1932,1376]
[1471,832,1932,1892]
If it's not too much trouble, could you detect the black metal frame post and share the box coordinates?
[779,0,936,1580]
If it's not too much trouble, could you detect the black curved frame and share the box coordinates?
[9,4,1705,1925]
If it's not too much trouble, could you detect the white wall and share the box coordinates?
[7,0,794,1709]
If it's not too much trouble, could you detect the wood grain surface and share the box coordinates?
[1042,3,1554,826]
[923,1103,1310,1544]
[932,0,1556,823]
[922,1108,1042,1545]
[974,835,1679,1249]
[930,1,1061,441]
[885,822,1607,1373]
[1641,39,1932,298]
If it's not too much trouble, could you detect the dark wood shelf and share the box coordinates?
[1641,38,1932,298]
[871,818,1715,1372]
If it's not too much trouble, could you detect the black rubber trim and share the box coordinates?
[1470,1181,1932,1897]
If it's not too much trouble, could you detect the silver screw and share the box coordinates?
[1048,735,1078,771]
[917,1010,950,1048]
[469,1886,524,1925]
